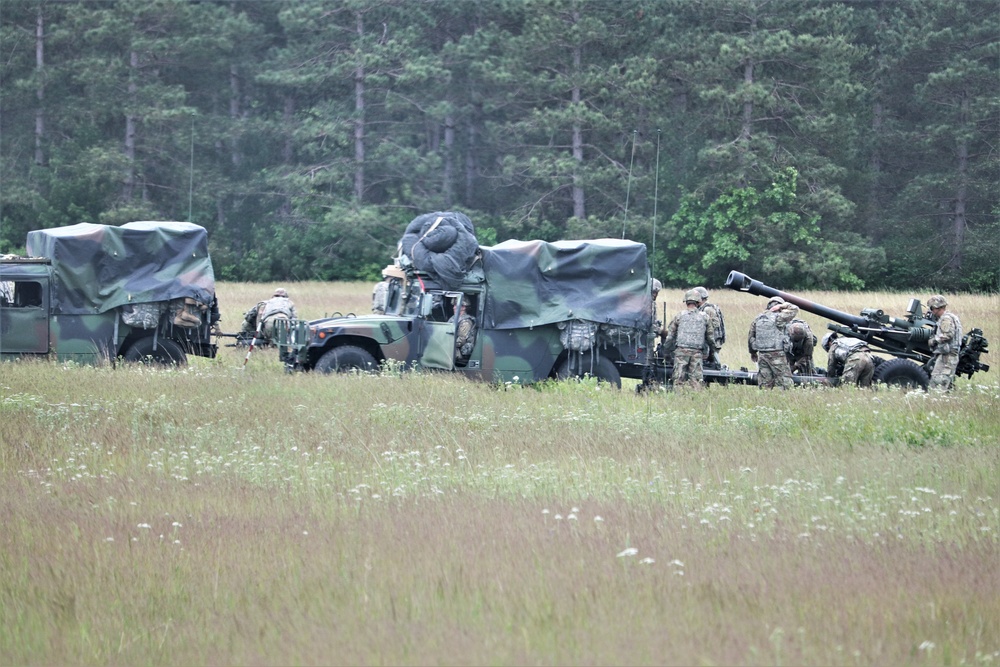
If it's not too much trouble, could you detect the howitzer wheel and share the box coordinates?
[124,337,187,367]
[555,354,622,389]
[315,345,378,374]
[872,358,929,391]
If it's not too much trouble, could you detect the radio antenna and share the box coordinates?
[651,129,661,265]
[622,129,637,239]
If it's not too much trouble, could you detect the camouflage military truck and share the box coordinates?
[0,221,218,366]
[278,239,653,387]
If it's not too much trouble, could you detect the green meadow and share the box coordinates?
[1,283,998,666]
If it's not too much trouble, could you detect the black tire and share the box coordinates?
[314,345,378,374]
[556,354,622,389]
[123,336,187,367]
[872,358,929,391]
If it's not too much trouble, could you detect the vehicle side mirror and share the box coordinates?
[421,296,434,317]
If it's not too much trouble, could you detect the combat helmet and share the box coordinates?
[683,289,701,304]
[788,321,809,341]
[693,286,709,301]
[821,332,837,352]
[927,294,947,309]
[766,296,785,308]
[274,287,288,297]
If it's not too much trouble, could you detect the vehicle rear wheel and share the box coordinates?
[872,358,929,390]
[315,345,378,374]
[124,336,187,367]
[556,354,622,388]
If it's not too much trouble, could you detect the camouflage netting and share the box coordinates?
[399,211,478,290]
[480,239,652,331]
[25,221,216,315]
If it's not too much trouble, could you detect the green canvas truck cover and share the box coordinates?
[479,238,651,330]
[25,221,215,315]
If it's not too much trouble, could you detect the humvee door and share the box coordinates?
[0,276,49,355]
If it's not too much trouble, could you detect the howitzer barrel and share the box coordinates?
[724,271,868,329]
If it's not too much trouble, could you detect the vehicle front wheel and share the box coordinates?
[123,337,187,367]
[315,345,378,374]
[555,354,622,389]
[872,358,929,391]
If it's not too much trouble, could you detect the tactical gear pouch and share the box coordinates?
[558,319,597,352]
[121,302,163,329]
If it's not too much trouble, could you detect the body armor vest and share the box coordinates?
[676,310,707,349]
[261,296,294,321]
[753,312,785,352]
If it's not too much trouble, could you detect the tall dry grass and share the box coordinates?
[1,282,998,666]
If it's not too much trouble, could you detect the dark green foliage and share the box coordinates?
[0,0,996,290]
[663,168,881,289]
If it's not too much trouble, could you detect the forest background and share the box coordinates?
[1,0,997,291]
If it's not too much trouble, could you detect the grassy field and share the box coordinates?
[1,282,998,666]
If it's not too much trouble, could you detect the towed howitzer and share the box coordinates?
[724,271,989,385]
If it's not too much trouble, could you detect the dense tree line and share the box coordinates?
[1,0,997,290]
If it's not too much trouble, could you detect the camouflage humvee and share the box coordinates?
[278,239,654,386]
[0,221,218,365]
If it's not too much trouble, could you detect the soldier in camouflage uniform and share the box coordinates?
[648,279,664,363]
[372,280,389,314]
[927,294,962,391]
[256,288,298,339]
[748,296,799,389]
[662,290,709,388]
[786,319,817,375]
[449,297,478,362]
[693,286,725,367]
[822,332,874,388]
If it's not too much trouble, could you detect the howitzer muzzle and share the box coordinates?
[724,271,754,292]
[724,270,868,329]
